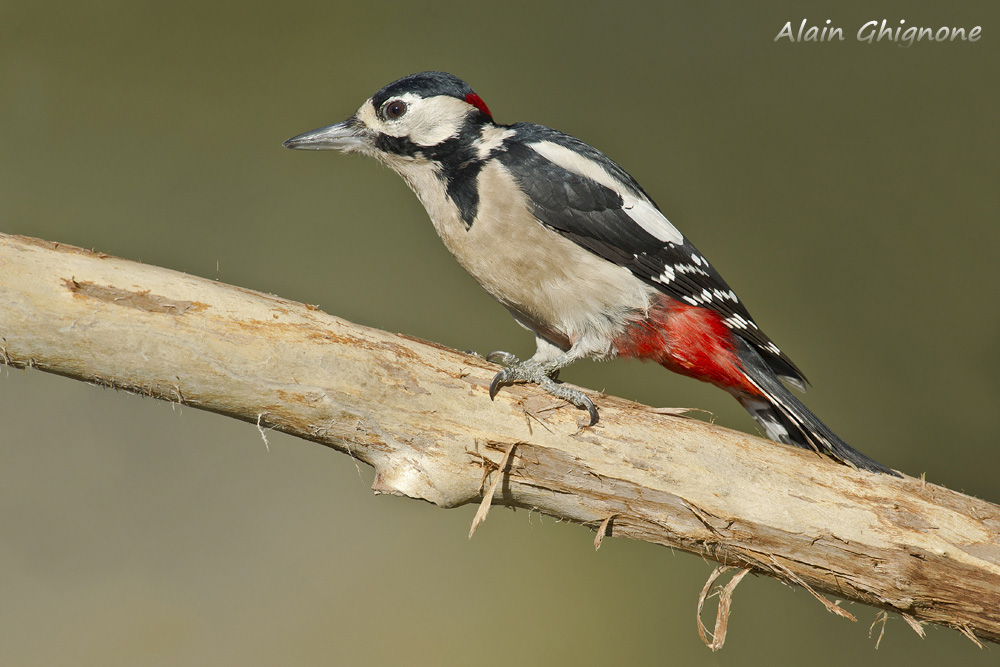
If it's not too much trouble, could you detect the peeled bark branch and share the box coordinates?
[1,233,998,644]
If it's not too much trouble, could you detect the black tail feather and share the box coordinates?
[733,339,899,476]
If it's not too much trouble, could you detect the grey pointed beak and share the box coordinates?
[283,118,368,151]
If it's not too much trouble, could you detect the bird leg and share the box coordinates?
[486,351,599,426]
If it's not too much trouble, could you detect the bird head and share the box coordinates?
[283,71,494,168]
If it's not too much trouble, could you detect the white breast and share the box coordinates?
[389,157,653,359]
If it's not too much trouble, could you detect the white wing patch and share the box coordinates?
[528,140,685,245]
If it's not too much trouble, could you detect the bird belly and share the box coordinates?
[398,159,652,358]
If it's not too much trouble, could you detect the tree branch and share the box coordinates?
[2,233,998,645]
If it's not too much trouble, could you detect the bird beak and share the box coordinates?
[282,118,368,152]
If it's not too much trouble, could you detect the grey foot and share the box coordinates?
[486,351,598,426]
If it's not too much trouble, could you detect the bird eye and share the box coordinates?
[385,100,407,120]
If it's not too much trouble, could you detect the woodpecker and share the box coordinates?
[284,71,898,476]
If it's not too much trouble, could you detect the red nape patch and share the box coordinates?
[464,93,492,119]
[614,296,760,395]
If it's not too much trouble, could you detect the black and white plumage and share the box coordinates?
[492,125,807,389]
[284,71,897,476]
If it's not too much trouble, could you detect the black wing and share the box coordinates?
[495,123,807,387]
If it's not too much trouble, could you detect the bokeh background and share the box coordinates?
[2,1,998,665]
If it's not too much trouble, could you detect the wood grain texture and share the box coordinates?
[2,232,998,644]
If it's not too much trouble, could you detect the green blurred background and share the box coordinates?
[2,1,998,664]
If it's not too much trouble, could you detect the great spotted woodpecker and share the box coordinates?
[284,71,898,476]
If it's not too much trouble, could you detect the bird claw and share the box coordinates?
[488,368,508,400]
[487,351,521,400]
[486,350,599,425]
[579,394,599,426]
[538,377,599,426]
[486,350,519,365]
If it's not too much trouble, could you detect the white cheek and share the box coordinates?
[405,96,471,146]
[362,94,471,146]
[407,118,460,146]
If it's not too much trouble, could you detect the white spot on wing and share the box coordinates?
[675,263,708,276]
[528,140,685,245]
